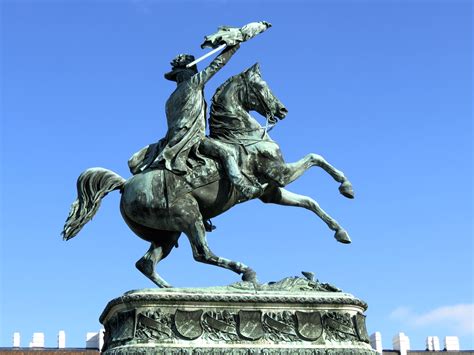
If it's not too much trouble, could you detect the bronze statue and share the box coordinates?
[62,22,354,288]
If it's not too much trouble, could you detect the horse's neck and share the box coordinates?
[210,91,262,134]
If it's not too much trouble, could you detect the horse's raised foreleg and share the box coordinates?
[136,233,180,288]
[260,187,351,244]
[265,154,354,199]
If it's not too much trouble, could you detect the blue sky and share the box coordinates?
[1,0,472,351]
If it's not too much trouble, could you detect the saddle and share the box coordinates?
[128,142,224,208]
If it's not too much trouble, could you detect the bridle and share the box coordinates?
[240,73,277,138]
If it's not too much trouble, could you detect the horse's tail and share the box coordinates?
[62,167,126,241]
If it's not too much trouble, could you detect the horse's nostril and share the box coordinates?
[279,107,288,117]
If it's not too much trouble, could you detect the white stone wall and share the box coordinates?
[370,331,383,354]
[11,330,104,349]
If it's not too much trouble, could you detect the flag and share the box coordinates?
[201,21,272,49]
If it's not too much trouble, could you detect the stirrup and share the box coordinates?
[204,219,216,232]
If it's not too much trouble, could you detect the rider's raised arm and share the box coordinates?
[192,44,240,87]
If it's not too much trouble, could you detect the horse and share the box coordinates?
[62,63,354,288]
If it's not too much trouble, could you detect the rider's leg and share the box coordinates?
[200,138,262,199]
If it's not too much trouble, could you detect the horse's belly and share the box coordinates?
[121,170,238,228]
[193,179,237,220]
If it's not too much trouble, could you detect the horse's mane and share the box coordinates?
[211,72,243,106]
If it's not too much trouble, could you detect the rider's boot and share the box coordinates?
[234,177,263,200]
[199,138,262,200]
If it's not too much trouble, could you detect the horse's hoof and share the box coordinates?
[334,229,352,244]
[157,283,173,289]
[153,277,173,288]
[242,269,258,283]
[339,181,355,199]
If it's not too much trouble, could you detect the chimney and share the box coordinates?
[426,336,441,351]
[444,336,460,351]
[13,332,21,347]
[370,332,383,353]
[392,332,410,355]
[58,330,66,348]
[29,332,45,348]
[426,336,433,351]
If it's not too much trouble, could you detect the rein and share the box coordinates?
[240,73,277,138]
[211,126,276,151]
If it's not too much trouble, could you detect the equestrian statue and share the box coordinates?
[62,22,355,288]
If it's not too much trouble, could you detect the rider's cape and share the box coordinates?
[128,140,163,175]
[128,139,207,176]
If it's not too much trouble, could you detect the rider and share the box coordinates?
[146,44,262,200]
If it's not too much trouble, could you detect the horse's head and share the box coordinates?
[241,63,288,121]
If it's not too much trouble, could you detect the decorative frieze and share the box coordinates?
[103,306,372,353]
[100,279,375,354]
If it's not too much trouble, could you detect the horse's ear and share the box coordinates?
[245,62,261,77]
[251,62,261,75]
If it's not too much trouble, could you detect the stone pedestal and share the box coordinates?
[99,277,376,354]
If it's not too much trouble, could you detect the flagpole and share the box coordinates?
[186,44,227,68]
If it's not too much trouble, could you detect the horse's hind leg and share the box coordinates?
[185,220,258,282]
[260,187,351,244]
[266,154,354,198]
[176,198,257,282]
[136,232,180,288]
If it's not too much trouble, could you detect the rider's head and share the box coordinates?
[164,54,198,83]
